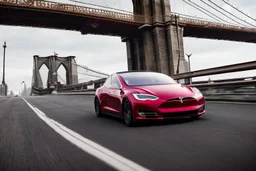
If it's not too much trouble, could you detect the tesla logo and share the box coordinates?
[179,97,184,103]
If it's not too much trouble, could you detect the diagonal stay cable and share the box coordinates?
[200,0,247,27]
[222,0,256,22]
[183,0,221,22]
[208,0,256,27]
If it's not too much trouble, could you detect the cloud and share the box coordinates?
[0,0,255,93]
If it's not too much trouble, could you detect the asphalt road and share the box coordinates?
[0,95,256,171]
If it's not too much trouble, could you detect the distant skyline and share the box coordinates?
[0,0,255,94]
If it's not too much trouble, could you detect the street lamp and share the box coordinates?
[21,81,25,96]
[2,41,6,85]
[186,53,192,72]
[186,53,192,85]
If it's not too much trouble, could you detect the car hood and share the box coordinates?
[131,84,195,100]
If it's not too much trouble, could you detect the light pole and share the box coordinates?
[1,41,7,96]
[2,41,6,85]
[186,53,192,72]
[21,81,25,96]
[186,53,192,84]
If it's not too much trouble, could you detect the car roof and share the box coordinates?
[116,70,157,75]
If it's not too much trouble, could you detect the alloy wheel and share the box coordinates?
[94,98,102,117]
[123,99,134,126]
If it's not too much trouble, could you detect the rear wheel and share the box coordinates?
[123,99,136,127]
[94,97,102,117]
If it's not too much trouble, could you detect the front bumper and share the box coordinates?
[132,97,205,120]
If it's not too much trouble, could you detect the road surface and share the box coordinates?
[0,95,255,171]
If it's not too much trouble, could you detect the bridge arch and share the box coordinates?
[56,63,68,85]
[38,61,50,71]
[38,63,49,89]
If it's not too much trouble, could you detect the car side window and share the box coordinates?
[111,75,121,89]
[104,76,112,88]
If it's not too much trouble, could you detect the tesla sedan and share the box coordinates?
[94,71,205,126]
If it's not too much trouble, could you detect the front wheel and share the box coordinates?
[123,99,136,127]
[94,97,103,117]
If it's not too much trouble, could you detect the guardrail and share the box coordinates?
[190,80,256,88]
[192,76,256,84]
[195,82,256,102]
[173,60,256,102]
[32,86,54,95]
[173,60,256,80]
[57,78,106,92]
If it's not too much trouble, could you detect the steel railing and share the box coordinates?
[173,60,256,80]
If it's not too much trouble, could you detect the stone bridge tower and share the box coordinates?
[124,0,188,76]
[32,55,78,89]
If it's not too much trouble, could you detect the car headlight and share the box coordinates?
[133,94,159,101]
[193,88,203,99]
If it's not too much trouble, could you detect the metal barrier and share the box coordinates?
[31,86,54,95]
[57,78,106,92]
[173,60,256,80]
[192,76,256,84]
[190,80,256,88]
[173,60,256,102]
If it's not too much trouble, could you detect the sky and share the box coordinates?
[0,0,255,94]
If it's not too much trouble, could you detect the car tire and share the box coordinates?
[123,99,136,127]
[94,97,103,117]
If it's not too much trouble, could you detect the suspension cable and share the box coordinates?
[172,12,212,21]
[186,0,233,24]
[182,0,220,22]
[75,63,110,77]
[208,0,256,27]
[222,0,256,22]
[78,72,107,79]
[200,0,247,27]
[57,73,66,84]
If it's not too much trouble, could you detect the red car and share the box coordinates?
[94,71,205,126]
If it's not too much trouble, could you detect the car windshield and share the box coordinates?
[119,72,177,86]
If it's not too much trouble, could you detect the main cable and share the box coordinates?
[75,63,110,77]
[222,0,256,22]
[183,0,221,22]
[200,0,247,27]
[208,0,256,27]
[187,0,232,24]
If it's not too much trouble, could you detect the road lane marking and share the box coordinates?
[207,101,256,105]
[22,97,150,171]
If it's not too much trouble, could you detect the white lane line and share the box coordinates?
[22,97,150,171]
[207,101,256,105]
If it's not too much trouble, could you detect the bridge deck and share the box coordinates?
[0,1,140,37]
[0,96,255,171]
[1,0,256,42]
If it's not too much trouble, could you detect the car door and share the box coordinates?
[108,75,122,115]
[99,76,112,112]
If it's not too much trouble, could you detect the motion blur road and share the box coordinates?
[0,95,255,171]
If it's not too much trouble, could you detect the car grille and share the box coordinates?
[159,97,198,108]
[162,110,198,119]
